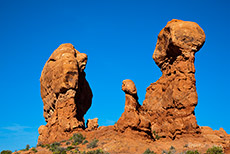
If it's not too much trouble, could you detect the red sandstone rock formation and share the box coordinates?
[36,20,230,153]
[38,44,92,144]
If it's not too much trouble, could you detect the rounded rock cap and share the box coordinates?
[122,79,137,95]
[153,19,206,68]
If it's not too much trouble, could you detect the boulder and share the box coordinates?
[86,118,99,131]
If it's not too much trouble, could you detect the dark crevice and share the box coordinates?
[48,58,56,62]
[59,87,76,94]
[131,127,154,139]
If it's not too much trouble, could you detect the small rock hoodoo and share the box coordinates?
[116,79,141,132]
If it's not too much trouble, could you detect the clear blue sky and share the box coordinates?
[0,0,229,152]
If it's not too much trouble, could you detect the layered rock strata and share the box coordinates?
[38,44,92,143]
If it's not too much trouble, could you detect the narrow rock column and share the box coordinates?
[116,79,140,132]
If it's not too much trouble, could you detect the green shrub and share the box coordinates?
[86,149,109,154]
[49,142,61,152]
[52,147,66,154]
[66,141,71,145]
[37,142,45,147]
[162,146,176,154]
[186,150,199,154]
[152,130,161,140]
[45,144,50,148]
[206,146,223,154]
[0,150,12,154]
[31,147,38,153]
[143,148,156,154]
[83,140,89,145]
[26,144,30,150]
[71,133,86,145]
[73,147,80,153]
[20,144,30,151]
[51,142,61,147]
[66,146,74,151]
[87,139,99,149]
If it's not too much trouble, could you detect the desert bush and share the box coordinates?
[45,144,51,148]
[31,147,38,153]
[186,150,199,154]
[66,146,74,151]
[152,130,161,140]
[206,146,223,154]
[49,142,61,152]
[73,147,80,154]
[37,142,46,148]
[84,149,109,154]
[26,144,30,150]
[83,140,89,145]
[71,133,86,145]
[60,140,66,143]
[66,141,71,145]
[21,144,30,151]
[52,147,66,154]
[87,139,99,149]
[0,150,12,154]
[51,142,61,147]
[143,148,156,154]
[162,146,176,154]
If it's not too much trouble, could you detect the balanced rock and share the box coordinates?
[38,43,92,144]
[142,19,206,139]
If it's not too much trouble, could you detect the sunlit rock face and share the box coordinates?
[38,43,92,144]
